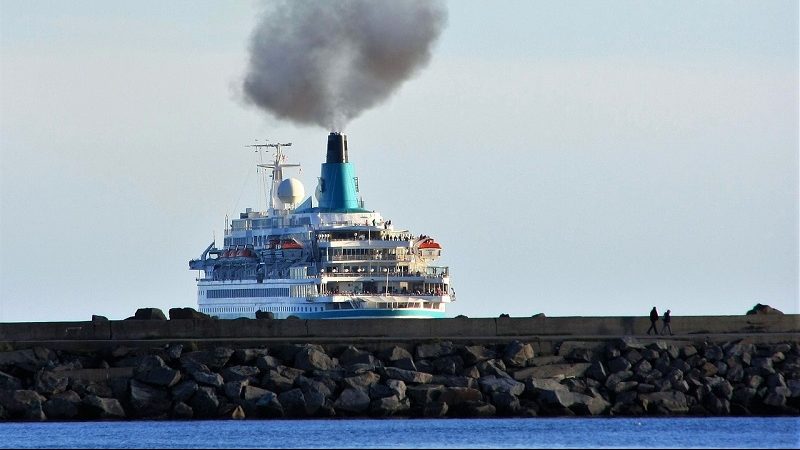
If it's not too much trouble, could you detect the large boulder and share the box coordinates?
[168,307,211,320]
[82,395,126,419]
[255,310,275,320]
[0,390,47,420]
[132,308,167,320]
[746,303,783,315]
[295,345,336,372]
[334,388,371,414]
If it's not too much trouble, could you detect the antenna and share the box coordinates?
[246,141,299,214]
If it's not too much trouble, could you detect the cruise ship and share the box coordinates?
[189,132,454,319]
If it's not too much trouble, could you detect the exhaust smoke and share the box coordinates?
[242,0,448,131]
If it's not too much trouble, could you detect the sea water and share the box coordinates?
[0,417,797,449]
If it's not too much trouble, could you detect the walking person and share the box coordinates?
[661,309,673,336]
[646,306,659,335]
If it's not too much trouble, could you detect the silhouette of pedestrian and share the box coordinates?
[646,306,659,335]
[661,309,673,336]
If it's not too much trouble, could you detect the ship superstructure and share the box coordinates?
[189,132,454,319]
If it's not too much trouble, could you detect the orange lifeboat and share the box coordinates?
[223,249,232,258]
[419,239,441,250]
[281,239,303,250]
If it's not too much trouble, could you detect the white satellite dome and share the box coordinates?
[277,178,305,206]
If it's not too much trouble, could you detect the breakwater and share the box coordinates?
[0,314,798,421]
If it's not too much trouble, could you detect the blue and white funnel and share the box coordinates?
[317,132,364,212]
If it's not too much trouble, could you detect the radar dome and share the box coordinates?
[277,178,305,206]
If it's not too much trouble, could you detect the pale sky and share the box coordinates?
[1,1,797,322]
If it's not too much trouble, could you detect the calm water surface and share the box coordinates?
[0,417,797,449]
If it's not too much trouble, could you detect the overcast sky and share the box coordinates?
[1,1,797,322]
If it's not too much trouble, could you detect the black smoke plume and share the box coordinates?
[242,0,448,131]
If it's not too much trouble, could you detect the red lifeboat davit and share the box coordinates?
[281,239,303,250]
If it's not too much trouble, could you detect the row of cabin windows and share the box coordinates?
[201,306,323,313]
[206,288,290,298]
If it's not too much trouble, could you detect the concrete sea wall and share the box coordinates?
[0,314,797,421]
[0,314,797,344]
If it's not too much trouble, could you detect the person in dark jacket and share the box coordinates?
[661,309,673,335]
[646,306,659,335]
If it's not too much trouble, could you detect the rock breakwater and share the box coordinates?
[0,337,797,421]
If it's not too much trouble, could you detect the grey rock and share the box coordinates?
[612,381,639,394]
[416,341,455,359]
[0,371,22,390]
[278,388,308,417]
[513,363,591,381]
[439,386,483,407]
[422,401,448,417]
[170,380,198,403]
[382,366,433,384]
[608,357,632,373]
[476,359,508,378]
[0,348,56,373]
[221,365,261,383]
[233,348,269,364]
[0,389,47,420]
[82,395,126,419]
[370,395,410,416]
[180,348,234,371]
[430,375,477,389]
[525,377,567,396]
[189,386,219,418]
[379,346,413,363]
[478,375,525,396]
[465,401,496,417]
[369,383,397,400]
[503,340,535,367]
[134,355,181,388]
[681,345,698,359]
[164,344,183,362]
[261,369,294,392]
[432,355,465,376]
[295,346,337,372]
[133,307,167,320]
[390,357,418,372]
[491,391,521,414]
[189,366,223,388]
[129,379,171,417]
[334,387,371,414]
[462,345,496,365]
[255,355,283,371]
[705,345,724,361]
[34,370,69,395]
[344,372,380,391]
[171,401,193,419]
[43,392,81,420]
[223,380,247,400]
[168,307,211,320]
[586,361,608,382]
[406,384,445,405]
[338,346,376,367]
[242,385,271,402]
[604,371,634,389]
[387,379,407,400]
[640,391,689,414]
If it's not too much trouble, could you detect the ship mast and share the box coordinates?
[247,141,297,215]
